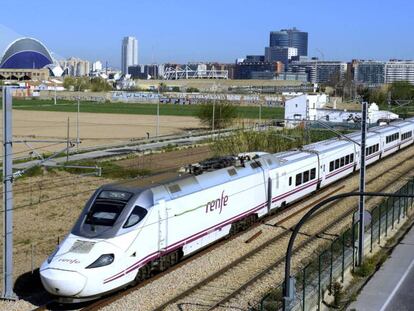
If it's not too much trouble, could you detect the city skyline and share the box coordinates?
[0,0,413,68]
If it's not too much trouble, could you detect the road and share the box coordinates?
[348,224,414,311]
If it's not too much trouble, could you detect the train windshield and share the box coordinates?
[85,191,132,227]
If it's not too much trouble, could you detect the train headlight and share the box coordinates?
[86,254,114,269]
[47,246,60,264]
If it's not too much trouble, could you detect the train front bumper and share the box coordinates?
[40,268,87,297]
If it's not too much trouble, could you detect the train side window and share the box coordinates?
[335,159,340,169]
[303,171,309,183]
[289,176,292,186]
[350,154,354,162]
[345,155,350,164]
[329,161,334,172]
[295,173,302,186]
[123,206,148,228]
[310,168,316,180]
[340,157,345,167]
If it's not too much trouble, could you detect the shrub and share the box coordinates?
[197,101,237,129]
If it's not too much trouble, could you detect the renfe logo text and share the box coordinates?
[205,191,229,214]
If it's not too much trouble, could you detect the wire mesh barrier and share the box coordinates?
[259,177,414,311]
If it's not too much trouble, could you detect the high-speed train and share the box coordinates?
[40,118,414,301]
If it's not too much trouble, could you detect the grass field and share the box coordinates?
[11,99,284,119]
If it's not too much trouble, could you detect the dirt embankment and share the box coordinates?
[2,110,203,157]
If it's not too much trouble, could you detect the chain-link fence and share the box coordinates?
[259,177,414,311]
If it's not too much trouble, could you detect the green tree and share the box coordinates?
[63,76,91,91]
[90,77,112,92]
[389,81,414,100]
[197,101,237,129]
[186,87,199,93]
[158,82,168,92]
[63,76,76,90]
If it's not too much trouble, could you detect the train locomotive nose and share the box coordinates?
[40,268,87,296]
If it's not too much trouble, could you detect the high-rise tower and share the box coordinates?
[121,36,138,74]
[269,28,308,57]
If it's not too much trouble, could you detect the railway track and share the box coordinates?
[33,147,414,311]
[153,153,414,310]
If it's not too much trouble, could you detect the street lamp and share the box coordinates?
[156,85,160,138]
[76,80,84,151]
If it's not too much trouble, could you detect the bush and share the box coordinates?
[210,128,339,155]
[197,101,237,129]
[353,257,376,277]
[186,87,199,93]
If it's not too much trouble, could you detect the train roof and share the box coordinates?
[404,117,414,124]
[302,136,354,154]
[369,124,402,134]
[147,150,317,202]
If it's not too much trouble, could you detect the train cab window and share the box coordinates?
[310,168,316,180]
[123,206,148,228]
[295,173,302,186]
[303,171,309,183]
[289,176,292,186]
[85,201,126,227]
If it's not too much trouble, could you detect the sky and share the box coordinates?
[0,0,413,69]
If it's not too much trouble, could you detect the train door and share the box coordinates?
[268,170,278,212]
[157,199,168,252]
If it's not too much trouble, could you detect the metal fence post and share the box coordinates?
[330,243,333,294]
[370,208,374,253]
[392,197,395,229]
[385,199,389,237]
[404,185,408,216]
[318,253,322,311]
[342,232,345,282]
[411,179,414,208]
[398,193,401,224]
[352,214,355,270]
[302,265,307,311]
[378,204,381,245]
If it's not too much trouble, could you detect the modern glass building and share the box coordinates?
[385,61,414,84]
[354,61,385,86]
[269,28,308,57]
[0,38,54,69]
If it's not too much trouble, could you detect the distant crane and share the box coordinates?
[315,48,325,60]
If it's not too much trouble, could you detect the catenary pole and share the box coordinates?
[357,101,368,265]
[2,87,15,299]
[156,87,160,137]
[77,97,80,151]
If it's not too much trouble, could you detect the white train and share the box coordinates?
[40,118,414,302]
